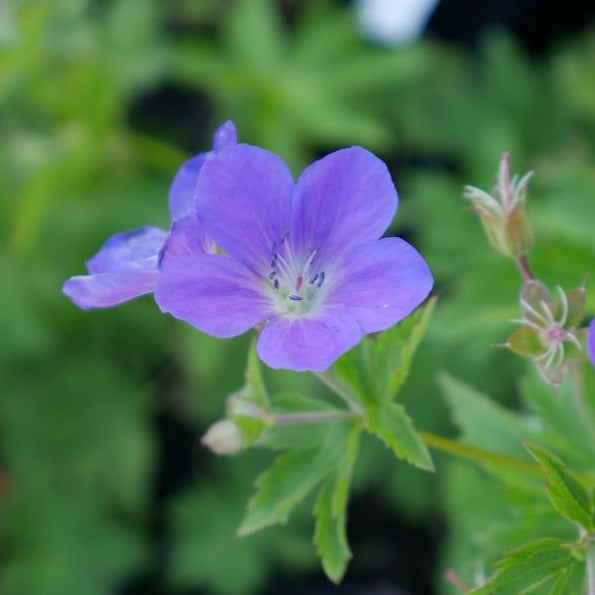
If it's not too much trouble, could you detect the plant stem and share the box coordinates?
[314,370,363,414]
[273,411,361,425]
[515,255,536,281]
[418,431,545,477]
[587,534,595,595]
[570,362,595,442]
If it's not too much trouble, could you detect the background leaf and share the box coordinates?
[366,402,434,471]
[524,442,594,531]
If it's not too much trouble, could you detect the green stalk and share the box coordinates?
[419,431,545,477]
[587,534,595,595]
[273,410,361,425]
[314,369,364,414]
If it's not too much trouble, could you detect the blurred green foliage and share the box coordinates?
[1,0,595,593]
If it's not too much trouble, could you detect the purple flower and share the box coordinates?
[155,143,433,371]
[589,319,595,368]
[62,121,236,309]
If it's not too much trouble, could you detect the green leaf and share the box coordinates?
[469,538,581,594]
[524,442,593,531]
[372,296,436,401]
[366,402,434,471]
[313,479,351,584]
[519,370,595,465]
[334,298,436,406]
[439,373,536,460]
[239,423,355,536]
[238,448,325,536]
[313,424,360,583]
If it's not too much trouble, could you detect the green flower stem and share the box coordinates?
[313,371,545,476]
[268,405,545,477]
[571,363,595,442]
[273,411,361,425]
[418,431,545,477]
[587,534,595,595]
[314,370,364,414]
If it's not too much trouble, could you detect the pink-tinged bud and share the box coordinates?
[201,420,245,455]
[506,280,588,386]
[464,153,533,258]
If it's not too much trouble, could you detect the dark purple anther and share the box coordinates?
[309,273,319,285]
[289,295,302,301]
[274,279,279,289]
[317,271,325,287]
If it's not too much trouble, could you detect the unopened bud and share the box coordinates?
[201,420,245,455]
[464,153,533,258]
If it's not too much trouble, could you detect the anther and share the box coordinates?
[289,295,302,301]
[274,279,279,290]
[317,271,325,287]
[309,273,319,285]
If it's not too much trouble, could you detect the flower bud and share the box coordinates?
[464,153,533,258]
[225,391,271,445]
[201,420,245,455]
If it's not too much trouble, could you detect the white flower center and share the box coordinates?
[265,233,327,317]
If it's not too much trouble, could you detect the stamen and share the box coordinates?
[289,295,302,301]
[271,242,277,257]
[535,344,556,368]
[539,300,555,325]
[544,344,557,369]
[556,286,568,327]
[269,271,276,279]
[520,298,549,326]
[510,317,541,331]
[309,273,319,285]
[555,343,565,367]
[274,279,279,289]
[567,332,582,350]
[317,272,325,287]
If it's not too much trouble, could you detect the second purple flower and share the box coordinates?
[156,143,433,371]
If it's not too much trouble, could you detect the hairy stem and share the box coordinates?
[419,431,545,477]
[587,534,595,595]
[273,410,361,425]
[314,369,364,413]
[571,363,595,442]
[515,255,536,281]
